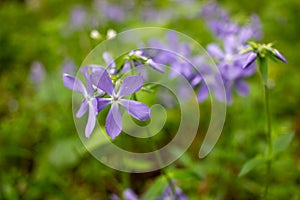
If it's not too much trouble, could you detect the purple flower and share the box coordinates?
[29,61,45,85]
[62,66,99,138]
[91,70,151,139]
[156,184,188,200]
[110,189,138,200]
[207,36,256,103]
[62,58,76,75]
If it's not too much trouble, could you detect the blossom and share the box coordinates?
[110,189,138,200]
[29,61,45,86]
[207,36,256,103]
[156,184,188,200]
[62,66,99,138]
[91,69,151,139]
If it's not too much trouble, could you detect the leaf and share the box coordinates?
[273,132,294,155]
[141,176,168,200]
[168,168,203,181]
[238,157,265,177]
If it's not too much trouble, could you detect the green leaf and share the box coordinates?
[273,132,294,155]
[141,176,168,200]
[238,157,265,177]
[257,57,268,86]
[167,168,203,181]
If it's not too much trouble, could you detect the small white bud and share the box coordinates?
[107,29,117,39]
[90,30,101,40]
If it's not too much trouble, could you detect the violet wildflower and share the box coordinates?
[62,66,100,138]
[91,69,150,139]
[156,184,188,200]
[69,6,87,30]
[29,61,45,85]
[207,36,256,103]
[110,189,138,200]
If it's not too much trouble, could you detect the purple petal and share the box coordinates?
[106,103,122,139]
[197,84,209,102]
[118,76,143,97]
[76,98,88,118]
[97,98,111,112]
[90,67,114,96]
[85,98,98,138]
[80,66,94,95]
[274,49,287,63]
[207,44,224,59]
[110,194,120,200]
[123,189,138,200]
[103,52,116,68]
[120,99,151,121]
[236,80,250,97]
[146,59,164,73]
[62,73,86,95]
[223,36,237,54]
[243,52,257,68]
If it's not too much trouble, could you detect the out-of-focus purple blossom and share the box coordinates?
[156,184,188,200]
[70,6,88,29]
[110,189,139,200]
[29,61,46,85]
[62,66,100,138]
[91,70,150,139]
[200,2,229,21]
[201,2,262,42]
[207,36,256,103]
[62,58,77,75]
[123,189,139,200]
[93,0,128,22]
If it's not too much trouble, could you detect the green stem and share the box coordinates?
[263,84,272,199]
[128,60,177,199]
[145,111,178,199]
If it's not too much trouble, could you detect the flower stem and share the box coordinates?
[145,120,178,199]
[263,84,272,199]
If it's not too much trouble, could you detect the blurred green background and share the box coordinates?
[0,0,299,199]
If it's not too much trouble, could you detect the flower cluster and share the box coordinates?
[110,182,187,200]
[62,51,161,138]
[200,2,263,103]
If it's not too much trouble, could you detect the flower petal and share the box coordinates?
[62,73,86,95]
[120,99,151,121]
[90,67,114,96]
[85,98,97,138]
[76,98,88,118]
[97,98,111,112]
[103,52,116,68]
[197,84,209,102]
[118,76,143,97]
[243,52,257,68]
[123,189,139,200]
[236,80,250,97]
[207,44,224,59]
[146,59,164,73]
[80,66,94,95]
[106,103,122,139]
[274,49,287,63]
